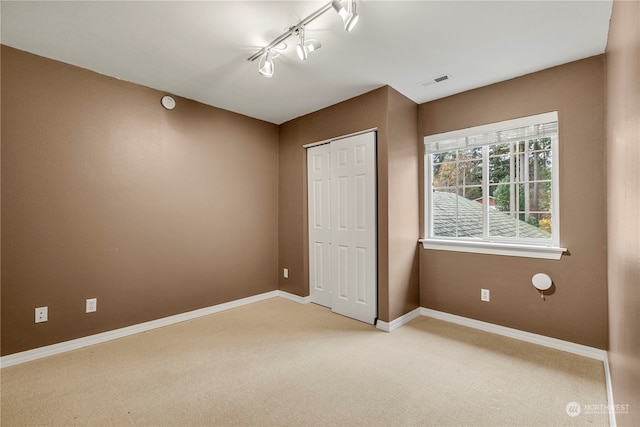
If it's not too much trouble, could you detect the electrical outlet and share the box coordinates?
[481,288,490,302]
[86,298,97,313]
[283,268,289,279]
[35,306,48,323]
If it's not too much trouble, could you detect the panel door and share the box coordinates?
[307,143,332,308]
[329,132,377,324]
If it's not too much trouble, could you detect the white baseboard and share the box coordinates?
[277,290,311,304]
[603,353,617,427]
[421,308,607,361]
[0,290,282,368]
[377,308,421,332]
[420,308,616,424]
[0,291,611,396]
[0,290,316,368]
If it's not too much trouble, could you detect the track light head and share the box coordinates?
[296,45,308,61]
[258,50,274,78]
[296,27,322,61]
[307,39,322,54]
[296,28,308,61]
[345,13,359,32]
[332,0,359,32]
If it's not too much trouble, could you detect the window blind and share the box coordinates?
[425,121,558,154]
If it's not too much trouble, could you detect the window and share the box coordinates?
[421,112,566,259]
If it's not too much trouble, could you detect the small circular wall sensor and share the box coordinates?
[532,273,553,300]
[161,96,176,110]
[532,273,552,291]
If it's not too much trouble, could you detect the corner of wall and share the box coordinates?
[604,1,640,425]
[385,88,421,321]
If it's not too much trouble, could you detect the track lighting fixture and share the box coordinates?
[247,0,359,78]
[296,28,322,61]
[332,0,359,32]
[296,28,308,61]
[258,50,275,78]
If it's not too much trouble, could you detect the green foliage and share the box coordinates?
[493,179,513,212]
[526,216,540,227]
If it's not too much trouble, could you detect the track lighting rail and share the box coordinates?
[247,0,358,77]
[247,2,333,63]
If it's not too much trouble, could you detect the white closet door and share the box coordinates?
[308,143,332,308]
[329,132,377,324]
[307,131,377,323]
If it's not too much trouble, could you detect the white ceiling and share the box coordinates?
[1,1,613,124]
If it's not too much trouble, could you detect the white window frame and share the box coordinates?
[420,111,566,260]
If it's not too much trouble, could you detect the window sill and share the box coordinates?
[418,239,566,260]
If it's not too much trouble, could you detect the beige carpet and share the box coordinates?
[1,297,608,426]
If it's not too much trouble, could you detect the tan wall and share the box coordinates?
[419,56,608,348]
[277,86,419,322]
[605,0,640,424]
[1,46,279,355]
[387,88,420,320]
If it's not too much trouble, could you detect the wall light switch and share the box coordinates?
[35,306,48,323]
[86,298,97,313]
[481,289,490,302]
[283,268,289,279]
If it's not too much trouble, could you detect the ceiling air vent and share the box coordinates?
[420,74,451,87]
